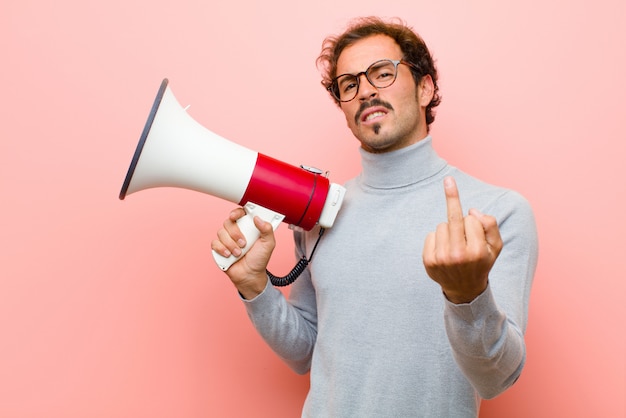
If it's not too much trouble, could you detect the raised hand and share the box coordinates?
[422,177,503,304]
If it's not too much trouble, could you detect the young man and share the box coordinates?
[212,17,538,417]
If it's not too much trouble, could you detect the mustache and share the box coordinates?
[355,99,394,124]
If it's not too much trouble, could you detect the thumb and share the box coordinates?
[253,215,275,238]
[252,216,277,255]
[232,215,276,275]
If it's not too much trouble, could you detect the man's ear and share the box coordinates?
[418,75,435,107]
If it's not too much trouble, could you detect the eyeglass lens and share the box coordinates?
[333,60,399,102]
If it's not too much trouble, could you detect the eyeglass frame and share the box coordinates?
[326,59,420,102]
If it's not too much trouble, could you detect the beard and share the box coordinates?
[353,108,422,153]
[355,98,392,144]
[347,90,425,153]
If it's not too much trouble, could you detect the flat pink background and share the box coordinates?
[2,1,624,417]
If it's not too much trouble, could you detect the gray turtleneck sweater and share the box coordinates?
[242,137,538,417]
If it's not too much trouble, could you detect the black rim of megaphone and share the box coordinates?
[119,78,170,200]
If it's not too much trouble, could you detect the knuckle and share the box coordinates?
[448,250,466,265]
[484,215,498,228]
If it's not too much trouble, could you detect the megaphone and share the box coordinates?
[120,79,346,276]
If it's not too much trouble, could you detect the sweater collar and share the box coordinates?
[358,136,447,189]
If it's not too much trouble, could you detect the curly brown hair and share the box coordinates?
[317,17,441,126]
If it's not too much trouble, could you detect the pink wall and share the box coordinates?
[2,0,624,417]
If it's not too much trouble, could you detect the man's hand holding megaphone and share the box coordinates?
[212,208,277,300]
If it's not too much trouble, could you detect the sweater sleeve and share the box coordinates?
[241,230,319,374]
[443,190,538,399]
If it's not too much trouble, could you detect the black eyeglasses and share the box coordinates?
[327,59,419,102]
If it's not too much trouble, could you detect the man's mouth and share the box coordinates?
[364,111,386,122]
[355,99,394,125]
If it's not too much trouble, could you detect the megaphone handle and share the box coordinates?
[212,202,285,271]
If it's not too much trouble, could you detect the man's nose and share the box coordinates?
[357,73,378,101]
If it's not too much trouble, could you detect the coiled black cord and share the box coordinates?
[267,228,326,287]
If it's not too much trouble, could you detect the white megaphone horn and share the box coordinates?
[120,79,346,277]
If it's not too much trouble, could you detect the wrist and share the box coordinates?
[442,282,489,305]
[236,274,268,300]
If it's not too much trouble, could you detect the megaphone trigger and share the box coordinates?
[211,203,284,271]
